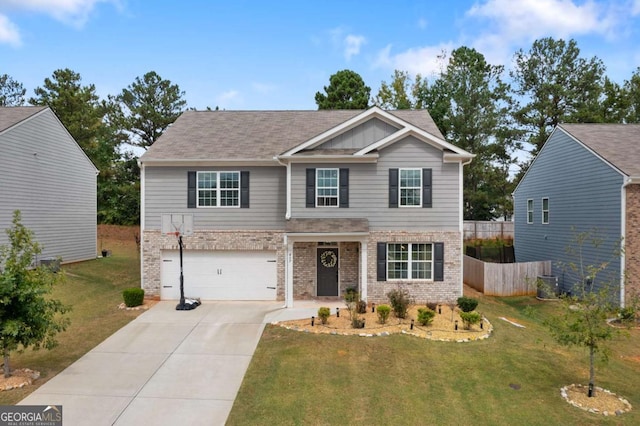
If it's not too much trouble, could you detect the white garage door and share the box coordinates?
[160,250,277,301]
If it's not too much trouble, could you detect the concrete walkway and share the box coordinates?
[20,300,341,425]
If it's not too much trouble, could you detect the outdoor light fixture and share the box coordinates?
[480,320,484,330]
[438,305,441,314]
[336,307,340,317]
[372,303,375,313]
[410,319,414,330]
[455,320,458,330]
[311,316,315,326]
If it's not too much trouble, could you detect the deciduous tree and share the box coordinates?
[0,211,70,378]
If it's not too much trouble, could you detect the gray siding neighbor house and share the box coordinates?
[513,124,640,306]
[139,107,474,306]
[0,107,98,264]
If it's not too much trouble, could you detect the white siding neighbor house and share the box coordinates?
[0,106,98,264]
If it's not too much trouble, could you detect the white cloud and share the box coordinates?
[417,17,428,30]
[373,42,453,77]
[633,0,640,15]
[251,82,276,95]
[0,14,21,47]
[2,0,119,27]
[216,90,241,108]
[344,34,365,60]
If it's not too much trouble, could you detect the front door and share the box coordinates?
[317,248,339,296]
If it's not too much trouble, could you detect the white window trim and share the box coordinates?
[542,197,549,224]
[387,243,433,281]
[399,168,422,208]
[196,171,241,208]
[527,199,534,224]
[316,168,339,208]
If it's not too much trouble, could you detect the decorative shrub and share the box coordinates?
[122,288,144,307]
[387,288,412,319]
[351,317,365,329]
[426,301,438,311]
[457,296,479,312]
[344,287,358,303]
[417,307,436,326]
[357,299,367,314]
[459,311,482,329]
[318,307,331,325]
[376,304,391,324]
[619,306,636,323]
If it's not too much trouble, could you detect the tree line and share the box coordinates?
[3,37,639,224]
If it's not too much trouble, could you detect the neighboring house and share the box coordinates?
[139,106,473,306]
[0,107,98,264]
[513,124,640,306]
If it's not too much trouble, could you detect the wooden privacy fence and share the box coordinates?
[464,221,513,240]
[464,255,552,296]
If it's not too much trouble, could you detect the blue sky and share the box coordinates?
[2,0,640,111]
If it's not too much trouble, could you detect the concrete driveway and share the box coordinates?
[19,300,330,426]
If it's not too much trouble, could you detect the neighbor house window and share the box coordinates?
[387,243,433,280]
[197,171,240,207]
[400,168,422,207]
[542,197,549,224]
[316,168,339,207]
[527,199,533,224]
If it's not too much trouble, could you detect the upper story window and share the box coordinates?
[399,168,422,207]
[387,243,433,280]
[197,171,240,207]
[527,199,534,224]
[316,168,339,207]
[542,197,549,224]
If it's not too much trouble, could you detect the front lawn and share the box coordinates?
[228,293,640,425]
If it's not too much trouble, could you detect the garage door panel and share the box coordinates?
[160,250,277,301]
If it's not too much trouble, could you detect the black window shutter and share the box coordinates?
[306,168,316,208]
[377,242,387,281]
[422,168,432,208]
[240,171,250,208]
[339,168,349,208]
[434,242,444,281]
[389,168,398,208]
[187,171,197,208]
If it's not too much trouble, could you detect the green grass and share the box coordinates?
[0,238,143,404]
[228,294,640,425]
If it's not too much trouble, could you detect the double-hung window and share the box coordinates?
[387,243,433,280]
[400,168,422,207]
[542,197,549,224]
[527,199,534,224]
[316,168,339,207]
[197,171,240,207]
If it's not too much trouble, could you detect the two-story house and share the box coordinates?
[139,107,473,307]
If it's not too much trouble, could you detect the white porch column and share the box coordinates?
[360,240,368,301]
[286,237,294,308]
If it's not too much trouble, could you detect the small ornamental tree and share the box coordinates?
[544,229,622,397]
[0,211,70,378]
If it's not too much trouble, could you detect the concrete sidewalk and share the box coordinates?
[19,300,341,425]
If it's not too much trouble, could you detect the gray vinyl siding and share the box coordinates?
[514,129,623,298]
[144,166,286,230]
[0,109,97,263]
[291,136,460,230]
[317,118,399,150]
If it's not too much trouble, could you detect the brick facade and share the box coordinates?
[626,185,640,303]
[142,230,285,299]
[143,230,462,304]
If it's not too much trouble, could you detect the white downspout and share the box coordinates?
[460,158,472,295]
[139,161,146,291]
[360,240,368,302]
[275,156,291,220]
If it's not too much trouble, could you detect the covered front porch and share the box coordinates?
[283,218,369,308]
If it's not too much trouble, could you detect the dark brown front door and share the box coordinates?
[317,248,339,296]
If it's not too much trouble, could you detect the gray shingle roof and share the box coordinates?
[0,106,46,133]
[560,124,640,177]
[141,109,445,161]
